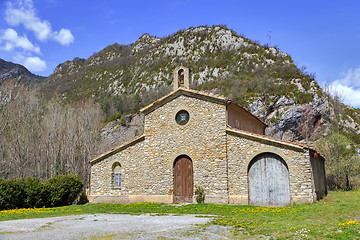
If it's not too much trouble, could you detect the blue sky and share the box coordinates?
[1,0,360,108]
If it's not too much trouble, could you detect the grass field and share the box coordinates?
[1,191,359,239]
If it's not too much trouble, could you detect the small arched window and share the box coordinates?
[112,162,121,188]
[178,69,184,85]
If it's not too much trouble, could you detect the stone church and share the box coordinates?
[89,66,327,207]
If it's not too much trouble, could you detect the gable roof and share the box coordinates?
[226,127,324,158]
[139,87,266,126]
[139,87,227,114]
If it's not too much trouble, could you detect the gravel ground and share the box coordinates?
[0,214,234,239]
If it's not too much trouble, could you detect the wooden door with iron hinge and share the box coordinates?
[174,156,193,203]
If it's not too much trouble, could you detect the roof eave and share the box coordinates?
[139,87,228,115]
[226,127,306,151]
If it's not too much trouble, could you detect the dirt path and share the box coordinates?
[0,213,234,239]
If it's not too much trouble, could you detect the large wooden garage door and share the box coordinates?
[174,156,193,203]
[248,153,290,207]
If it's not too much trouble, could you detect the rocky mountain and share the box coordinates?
[44,26,317,101]
[20,25,360,146]
[0,58,45,85]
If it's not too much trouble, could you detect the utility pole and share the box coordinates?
[267,31,271,47]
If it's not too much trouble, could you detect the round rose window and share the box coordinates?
[175,110,190,125]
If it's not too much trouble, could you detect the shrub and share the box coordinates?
[0,179,26,210]
[0,175,84,210]
[43,174,83,207]
[195,186,205,204]
[77,191,89,205]
[24,177,45,208]
[297,92,314,104]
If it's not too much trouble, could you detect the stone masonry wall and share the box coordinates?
[90,139,145,202]
[90,92,318,205]
[144,95,228,203]
[227,131,314,205]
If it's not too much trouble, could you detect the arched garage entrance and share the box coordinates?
[173,155,193,203]
[248,153,291,207]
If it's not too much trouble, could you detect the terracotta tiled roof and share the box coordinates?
[226,127,324,158]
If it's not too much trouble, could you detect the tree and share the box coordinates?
[315,133,360,190]
[0,82,43,179]
[0,81,103,186]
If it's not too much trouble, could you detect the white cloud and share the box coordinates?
[14,54,47,72]
[5,0,74,45]
[329,67,360,108]
[337,67,360,89]
[53,29,74,45]
[0,28,40,53]
[23,56,47,72]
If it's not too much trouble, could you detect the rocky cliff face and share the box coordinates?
[255,95,333,142]
[99,114,144,151]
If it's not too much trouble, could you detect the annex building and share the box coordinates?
[89,66,327,207]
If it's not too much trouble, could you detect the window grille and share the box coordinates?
[114,173,121,188]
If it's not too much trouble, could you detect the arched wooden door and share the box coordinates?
[248,153,291,207]
[174,156,193,203]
